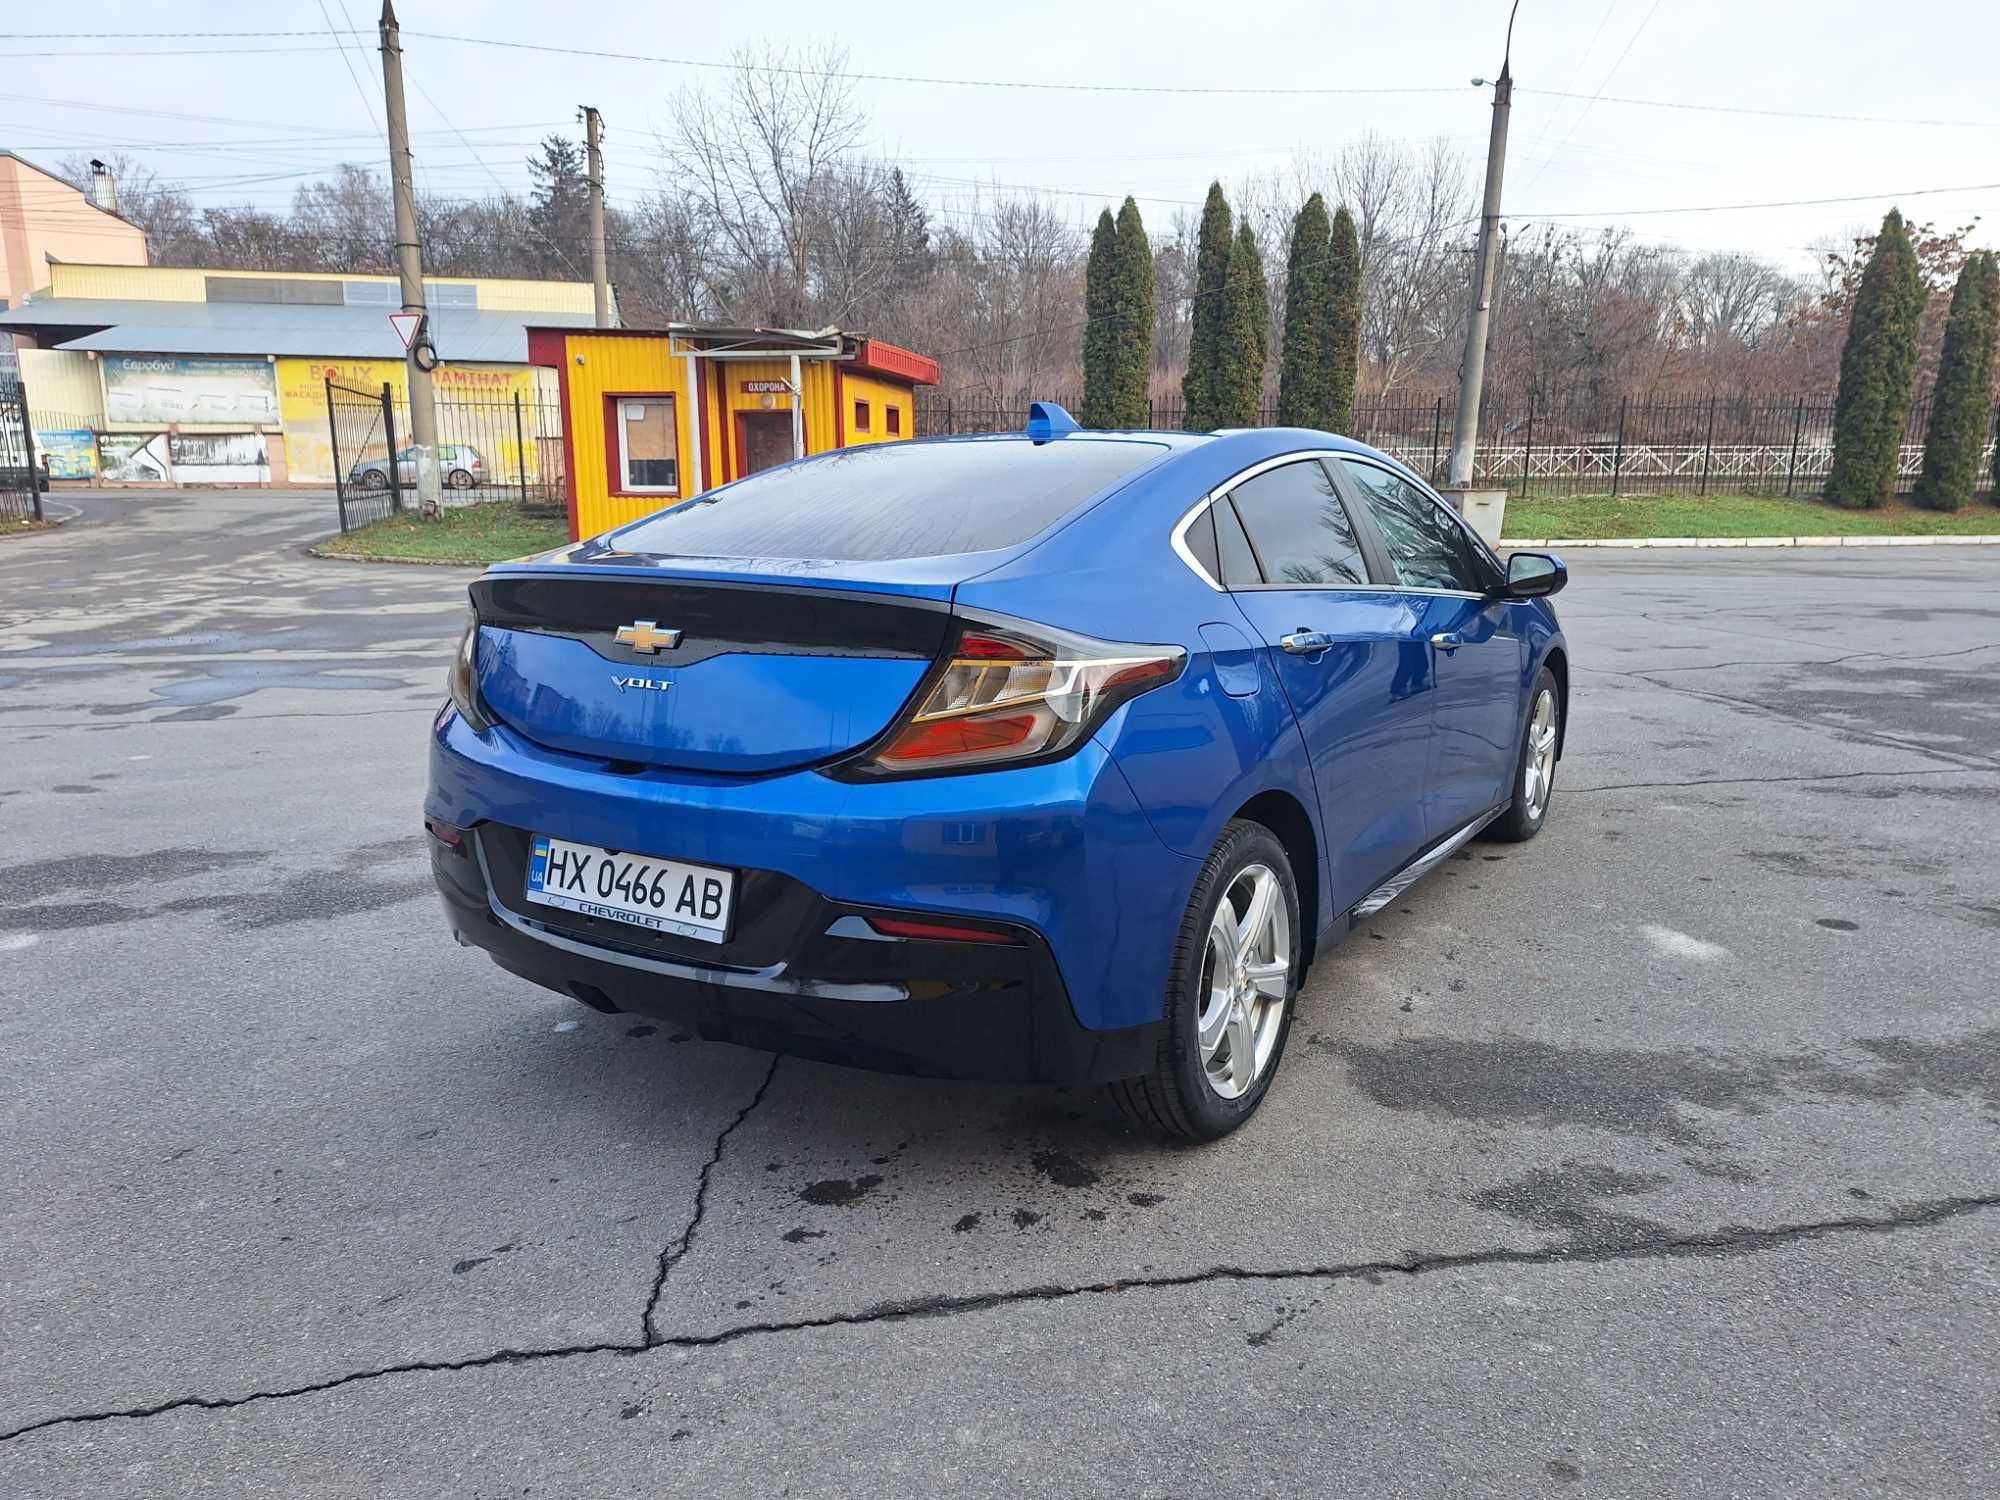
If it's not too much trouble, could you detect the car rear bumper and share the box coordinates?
[424,707,1191,1081]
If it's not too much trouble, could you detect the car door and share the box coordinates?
[1207,455,1439,913]
[1334,457,1522,840]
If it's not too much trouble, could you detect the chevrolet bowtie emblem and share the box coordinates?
[614,620,682,654]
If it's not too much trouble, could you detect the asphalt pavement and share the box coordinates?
[2,489,1996,1497]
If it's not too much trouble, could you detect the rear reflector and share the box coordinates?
[424,818,464,849]
[874,711,1041,768]
[866,916,1021,945]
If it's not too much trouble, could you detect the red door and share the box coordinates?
[737,411,794,476]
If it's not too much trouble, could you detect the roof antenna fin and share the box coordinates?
[1025,401,1079,444]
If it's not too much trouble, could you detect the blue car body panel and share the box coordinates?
[426,423,1566,1059]
[476,625,932,773]
[429,713,1190,1032]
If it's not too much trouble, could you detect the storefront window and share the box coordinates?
[617,397,678,492]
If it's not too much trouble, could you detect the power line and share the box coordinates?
[12,28,2000,128]
[4,45,349,57]
[1518,180,2000,219]
[1521,0,1665,194]
[1524,88,2000,130]
[316,0,381,135]
[0,30,1457,97]
[407,75,587,288]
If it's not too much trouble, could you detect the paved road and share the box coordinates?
[3,490,1997,1497]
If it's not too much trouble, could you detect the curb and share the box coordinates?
[1497,534,2000,550]
[305,544,485,568]
[0,518,65,541]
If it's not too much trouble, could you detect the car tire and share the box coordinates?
[361,469,389,490]
[447,468,475,490]
[1107,819,1301,1142]
[1486,665,1561,843]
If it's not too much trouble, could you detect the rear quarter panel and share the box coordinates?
[952,432,1337,935]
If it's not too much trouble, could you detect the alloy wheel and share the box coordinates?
[1524,688,1558,818]
[1195,863,1291,1099]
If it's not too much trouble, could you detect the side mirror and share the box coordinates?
[1502,551,1567,599]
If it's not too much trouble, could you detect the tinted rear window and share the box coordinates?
[614,438,1168,561]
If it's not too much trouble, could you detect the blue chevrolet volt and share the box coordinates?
[426,405,1569,1139]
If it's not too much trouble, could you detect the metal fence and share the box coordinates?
[0,338,43,524]
[327,378,566,532]
[915,390,1999,499]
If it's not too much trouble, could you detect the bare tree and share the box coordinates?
[1680,252,1796,355]
[1312,134,1474,396]
[666,39,867,325]
[290,164,394,272]
[614,187,720,326]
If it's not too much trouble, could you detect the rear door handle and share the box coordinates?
[1430,632,1463,653]
[1280,630,1333,655]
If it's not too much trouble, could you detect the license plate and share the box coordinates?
[524,835,735,943]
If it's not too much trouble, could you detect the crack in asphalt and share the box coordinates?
[1605,639,2000,675]
[641,1054,782,1345]
[1581,664,2000,772]
[4,1191,1994,1446]
[1566,766,2000,794]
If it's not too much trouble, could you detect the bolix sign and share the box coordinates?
[389,312,423,350]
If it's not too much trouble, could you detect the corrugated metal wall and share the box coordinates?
[562,334,692,537]
[46,263,598,314]
[840,371,915,446]
[17,348,102,426]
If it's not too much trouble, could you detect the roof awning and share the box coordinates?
[0,298,595,363]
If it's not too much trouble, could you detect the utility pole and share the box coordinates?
[582,107,610,328]
[1447,2,1519,490]
[379,0,441,518]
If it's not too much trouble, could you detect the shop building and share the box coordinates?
[528,325,939,539]
[0,262,597,486]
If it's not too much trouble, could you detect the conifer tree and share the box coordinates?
[1913,251,1999,510]
[1215,222,1269,427]
[1827,209,1926,508]
[1181,183,1233,430]
[1080,209,1119,429]
[1111,197,1155,427]
[1278,194,1333,428]
[1327,205,1362,434]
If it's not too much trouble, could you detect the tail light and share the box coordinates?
[446,609,493,731]
[830,615,1184,779]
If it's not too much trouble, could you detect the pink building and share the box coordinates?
[0,151,148,312]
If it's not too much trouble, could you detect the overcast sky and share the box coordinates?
[4,0,1994,272]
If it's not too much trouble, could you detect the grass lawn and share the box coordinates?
[0,515,58,538]
[1502,491,2000,541]
[312,501,570,564]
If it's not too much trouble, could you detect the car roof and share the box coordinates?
[898,425,1424,496]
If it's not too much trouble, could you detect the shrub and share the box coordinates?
[1912,251,1999,510]
[1826,209,1925,508]
[1278,193,1333,428]
[1214,222,1269,427]
[1181,183,1233,431]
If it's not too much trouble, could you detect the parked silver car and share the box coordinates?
[349,444,485,490]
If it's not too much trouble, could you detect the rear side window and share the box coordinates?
[1338,459,1500,592]
[614,438,1166,561]
[1226,459,1368,587]
[1214,499,1262,587]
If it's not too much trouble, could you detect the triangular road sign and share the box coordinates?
[389,311,423,349]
